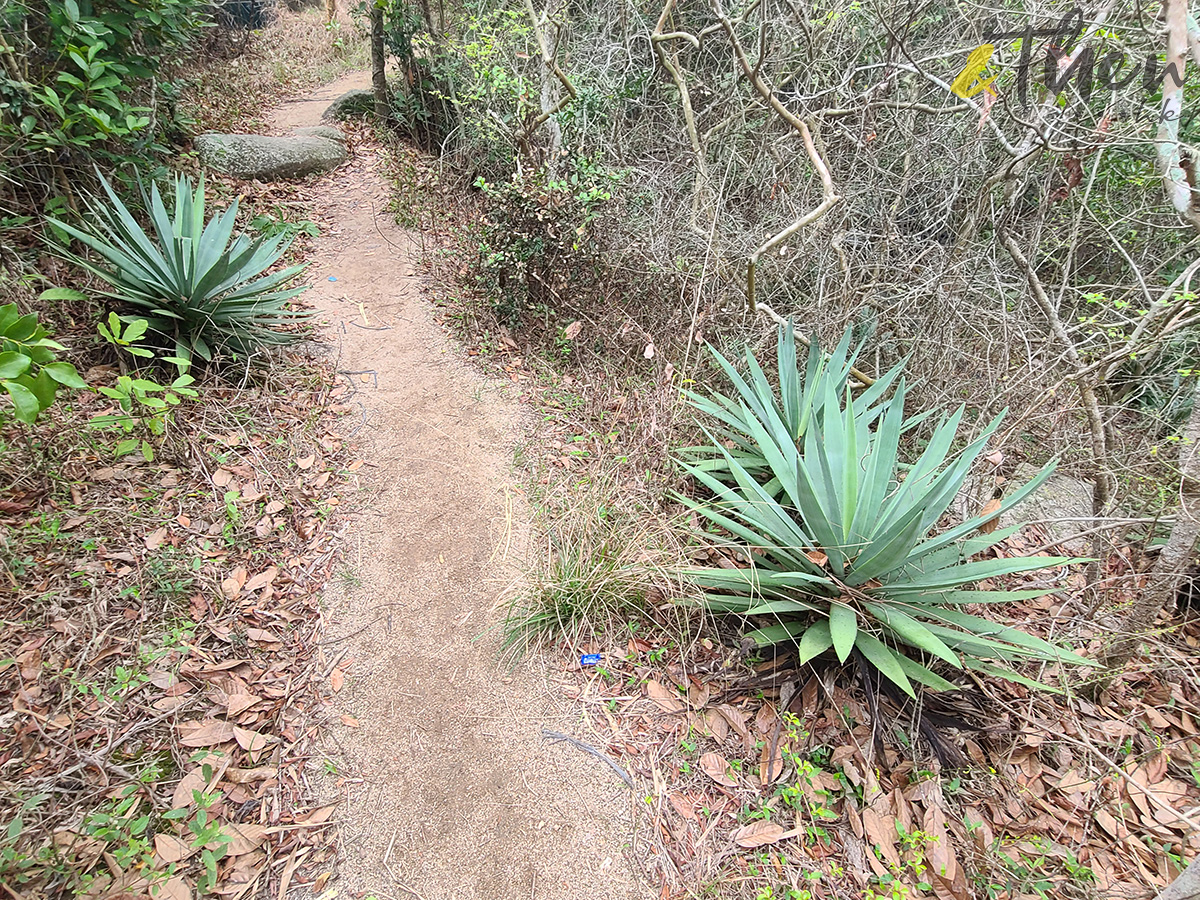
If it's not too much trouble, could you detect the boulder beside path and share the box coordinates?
[195,128,347,180]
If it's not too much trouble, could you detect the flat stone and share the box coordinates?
[195,132,346,180]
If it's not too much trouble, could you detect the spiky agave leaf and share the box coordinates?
[47,171,309,364]
[678,324,921,494]
[677,326,1097,697]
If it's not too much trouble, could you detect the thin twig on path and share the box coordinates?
[541,728,634,789]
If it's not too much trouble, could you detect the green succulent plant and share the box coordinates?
[47,172,309,366]
[678,326,1097,696]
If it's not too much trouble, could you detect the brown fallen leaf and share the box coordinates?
[177,719,235,748]
[172,769,208,808]
[862,807,902,870]
[224,766,278,784]
[144,527,168,550]
[221,567,248,600]
[977,487,1003,534]
[330,668,345,692]
[212,468,234,487]
[154,833,196,865]
[296,454,315,470]
[716,704,753,751]
[224,692,260,717]
[923,803,962,888]
[244,628,282,644]
[703,708,730,742]
[158,876,192,900]
[340,714,360,728]
[563,320,583,340]
[243,566,278,594]
[294,804,338,825]
[233,726,276,761]
[646,680,685,713]
[700,751,738,787]
[732,821,791,848]
[668,793,697,821]
[221,822,266,856]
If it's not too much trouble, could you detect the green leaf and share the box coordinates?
[745,621,808,646]
[20,370,58,410]
[0,351,31,380]
[854,631,915,698]
[798,620,833,664]
[38,287,88,302]
[4,381,40,423]
[829,603,858,663]
[123,318,149,342]
[895,654,959,692]
[0,304,19,334]
[43,361,86,389]
[4,314,38,342]
[865,602,960,667]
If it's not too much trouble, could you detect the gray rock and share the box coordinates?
[1000,462,1095,552]
[195,132,346,180]
[322,88,376,121]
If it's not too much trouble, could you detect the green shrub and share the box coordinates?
[47,172,309,366]
[678,326,1097,696]
[475,165,615,327]
[0,294,86,423]
[0,0,212,217]
[90,313,197,461]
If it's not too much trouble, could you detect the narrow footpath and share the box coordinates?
[270,75,648,899]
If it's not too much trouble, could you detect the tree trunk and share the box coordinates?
[370,2,388,121]
[1105,378,1200,668]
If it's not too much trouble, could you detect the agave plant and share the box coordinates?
[678,327,1097,696]
[679,325,934,491]
[48,172,308,365]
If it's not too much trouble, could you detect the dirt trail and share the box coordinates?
[271,76,648,899]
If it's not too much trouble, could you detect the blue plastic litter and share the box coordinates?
[580,653,602,667]
[328,276,337,282]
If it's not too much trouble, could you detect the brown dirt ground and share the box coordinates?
[270,75,651,899]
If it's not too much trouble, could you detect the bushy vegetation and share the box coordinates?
[0,0,212,221]
[379,0,1198,502]
[386,0,1200,680]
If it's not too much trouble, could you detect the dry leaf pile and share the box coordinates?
[0,354,367,900]
[559,598,1200,900]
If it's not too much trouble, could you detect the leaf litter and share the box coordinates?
[549,530,1200,900]
[0,340,374,898]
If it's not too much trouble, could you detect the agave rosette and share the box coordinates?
[49,172,308,364]
[678,327,1096,696]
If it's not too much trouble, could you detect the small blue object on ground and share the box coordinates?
[580,653,602,667]
[328,276,337,282]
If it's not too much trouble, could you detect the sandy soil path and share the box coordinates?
[270,75,648,899]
